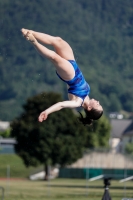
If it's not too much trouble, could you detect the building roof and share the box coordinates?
[110,119,133,138]
[123,121,133,136]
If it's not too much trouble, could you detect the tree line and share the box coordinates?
[1,0,133,120]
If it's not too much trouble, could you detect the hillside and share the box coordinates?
[1,0,133,120]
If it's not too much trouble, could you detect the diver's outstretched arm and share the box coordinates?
[38,99,82,122]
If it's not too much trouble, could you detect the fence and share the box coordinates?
[59,150,133,180]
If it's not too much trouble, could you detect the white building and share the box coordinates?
[0,121,10,131]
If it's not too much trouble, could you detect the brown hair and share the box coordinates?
[78,108,103,126]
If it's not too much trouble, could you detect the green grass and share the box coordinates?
[0,179,133,200]
[0,155,133,200]
[0,154,39,178]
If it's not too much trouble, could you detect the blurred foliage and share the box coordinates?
[1,0,133,120]
[125,142,133,156]
[0,128,11,138]
[10,92,110,172]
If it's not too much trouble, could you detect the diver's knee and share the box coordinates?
[53,36,63,45]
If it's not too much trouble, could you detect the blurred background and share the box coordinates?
[0,0,133,200]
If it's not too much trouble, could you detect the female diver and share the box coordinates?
[21,28,103,125]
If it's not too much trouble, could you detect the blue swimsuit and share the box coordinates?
[56,60,90,104]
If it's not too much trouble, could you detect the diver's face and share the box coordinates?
[88,99,103,111]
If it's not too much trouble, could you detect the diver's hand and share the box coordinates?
[38,111,48,122]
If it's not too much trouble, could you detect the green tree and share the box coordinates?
[125,142,133,156]
[11,92,111,179]
[0,129,11,138]
[11,92,89,179]
[85,115,111,148]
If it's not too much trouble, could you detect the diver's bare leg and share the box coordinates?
[21,28,75,60]
[23,32,75,80]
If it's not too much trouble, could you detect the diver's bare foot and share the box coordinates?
[25,32,37,44]
[21,28,34,37]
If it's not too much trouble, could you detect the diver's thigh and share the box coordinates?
[51,55,75,80]
[53,37,75,60]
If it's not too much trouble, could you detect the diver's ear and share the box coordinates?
[87,105,92,111]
